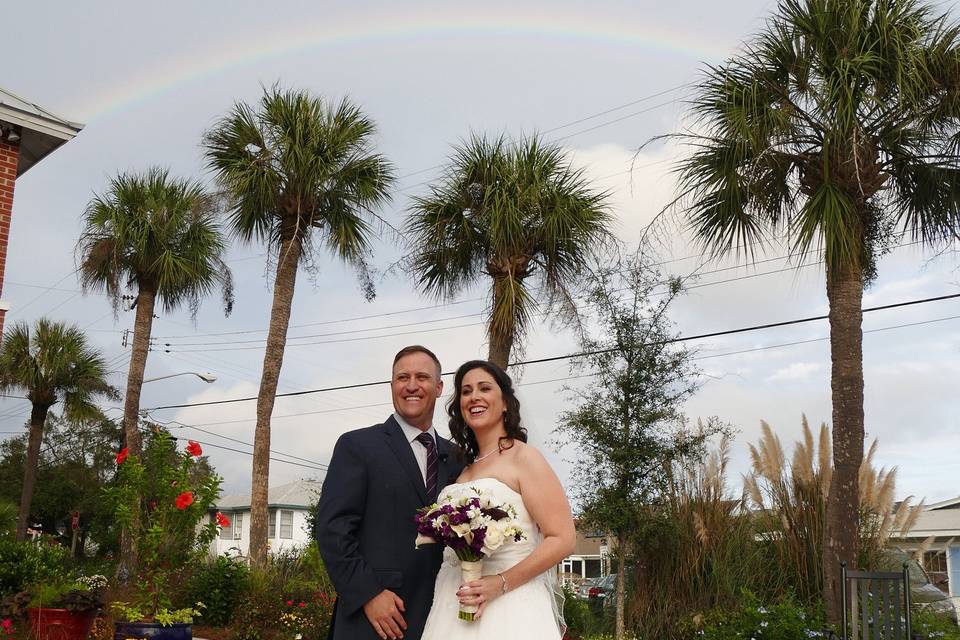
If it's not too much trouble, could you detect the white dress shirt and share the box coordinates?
[394,412,437,484]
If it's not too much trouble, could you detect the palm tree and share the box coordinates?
[671,0,960,621]
[77,168,234,459]
[203,87,394,565]
[406,134,612,368]
[0,319,116,541]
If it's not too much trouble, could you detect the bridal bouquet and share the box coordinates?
[415,486,525,621]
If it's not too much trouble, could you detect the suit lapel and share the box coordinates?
[435,435,457,493]
[383,416,428,504]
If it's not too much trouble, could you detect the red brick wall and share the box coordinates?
[0,140,18,339]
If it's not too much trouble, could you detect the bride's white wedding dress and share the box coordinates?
[421,477,563,640]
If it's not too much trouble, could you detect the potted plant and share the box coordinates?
[107,430,222,640]
[22,579,105,640]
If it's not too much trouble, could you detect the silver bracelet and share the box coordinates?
[497,572,508,594]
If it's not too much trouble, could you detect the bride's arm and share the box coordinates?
[458,446,575,615]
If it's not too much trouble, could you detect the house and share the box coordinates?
[890,495,960,598]
[210,479,320,557]
[558,524,611,587]
[0,87,83,336]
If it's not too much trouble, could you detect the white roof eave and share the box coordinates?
[0,104,82,141]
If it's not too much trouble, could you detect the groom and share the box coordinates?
[316,345,463,640]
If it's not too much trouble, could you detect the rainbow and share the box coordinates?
[73,7,733,122]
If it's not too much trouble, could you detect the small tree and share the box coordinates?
[0,319,117,541]
[555,253,723,639]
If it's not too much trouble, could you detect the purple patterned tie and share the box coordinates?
[416,432,438,499]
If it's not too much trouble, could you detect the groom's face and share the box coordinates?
[391,352,443,430]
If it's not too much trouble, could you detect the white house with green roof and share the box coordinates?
[209,479,320,557]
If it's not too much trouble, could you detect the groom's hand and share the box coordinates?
[363,589,407,640]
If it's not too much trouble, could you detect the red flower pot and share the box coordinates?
[27,608,96,640]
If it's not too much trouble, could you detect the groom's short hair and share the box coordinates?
[393,345,442,377]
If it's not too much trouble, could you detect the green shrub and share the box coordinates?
[183,555,249,627]
[228,543,334,639]
[682,593,826,640]
[229,568,282,640]
[0,503,15,539]
[562,585,609,639]
[912,607,960,640]
[0,539,70,598]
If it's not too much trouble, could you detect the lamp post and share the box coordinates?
[142,371,217,384]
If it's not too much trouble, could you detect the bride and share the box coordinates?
[421,360,576,639]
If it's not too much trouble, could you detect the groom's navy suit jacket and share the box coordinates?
[316,416,463,640]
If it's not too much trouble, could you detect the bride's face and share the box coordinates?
[459,367,506,435]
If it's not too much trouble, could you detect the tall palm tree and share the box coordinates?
[671,0,960,621]
[77,168,234,459]
[407,134,612,368]
[0,319,116,541]
[203,87,395,565]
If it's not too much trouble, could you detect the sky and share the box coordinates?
[3,0,958,505]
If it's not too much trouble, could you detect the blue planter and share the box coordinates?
[113,622,192,640]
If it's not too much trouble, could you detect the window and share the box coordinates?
[924,550,948,574]
[219,512,233,540]
[269,509,277,539]
[279,510,294,539]
[233,512,243,540]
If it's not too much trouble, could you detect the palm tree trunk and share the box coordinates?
[122,287,157,457]
[117,286,156,581]
[248,229,302,567]
[615,534,626,640]
[822,261,865,625]
[16,403,50,541]
[487,276,517,370]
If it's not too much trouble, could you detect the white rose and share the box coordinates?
[482,522,504,554]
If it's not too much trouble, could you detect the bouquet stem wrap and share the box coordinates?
[458,559,483,621]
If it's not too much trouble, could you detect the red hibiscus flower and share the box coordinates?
[186,440,203,457]
[115,448,129,465]
[298,602,306,608]
[286,600,293,606]
[174,491,194,510]
[215,512,231,528]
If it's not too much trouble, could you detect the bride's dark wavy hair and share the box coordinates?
[447,360,527,463]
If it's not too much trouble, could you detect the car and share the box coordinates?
[882,549,958,624]
[576,577,600,600]
[589,573,617,603]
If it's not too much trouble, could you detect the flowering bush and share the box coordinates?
[228,543,334,640]
[106,430,221,623]
[681,593,826,640]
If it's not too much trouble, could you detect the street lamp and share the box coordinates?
[142,371,217,384]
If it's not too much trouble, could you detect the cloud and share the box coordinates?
[768,362,823,382]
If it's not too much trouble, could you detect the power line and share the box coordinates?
[157,249,834,348]
[152,228,921,342]
[157,250,855,352]
[142,291,960,411]
[146,311,960,436]
[392,82,690,185]
[149,414,329,471]
[180,437,326,472]
[393,95,688,196]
